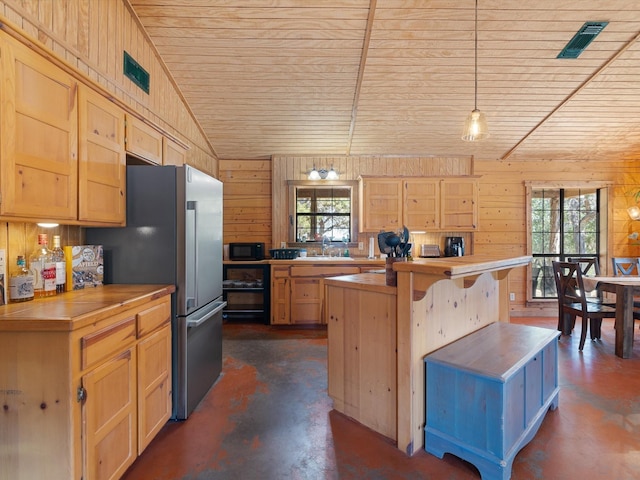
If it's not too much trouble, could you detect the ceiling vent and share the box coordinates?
[557,21,608,59]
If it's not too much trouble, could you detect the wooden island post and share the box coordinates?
[324,254,531,456]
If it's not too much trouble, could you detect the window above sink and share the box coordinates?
[287,180,359,245]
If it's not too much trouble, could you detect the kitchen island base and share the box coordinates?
[325,255,532,455]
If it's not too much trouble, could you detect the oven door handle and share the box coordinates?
[186,301,227,328]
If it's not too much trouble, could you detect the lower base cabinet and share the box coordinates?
[0,286,173,480]
[271,263,364,325]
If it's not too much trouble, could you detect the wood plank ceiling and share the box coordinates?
[130,0,640,162]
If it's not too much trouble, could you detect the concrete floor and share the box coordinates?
[122,317,640,480]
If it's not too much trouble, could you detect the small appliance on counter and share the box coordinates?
[229,242,265,261]
[444,236,465,257]
[419,244,441,258]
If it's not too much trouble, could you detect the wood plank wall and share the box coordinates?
[219,160,272,243]
[223,154,640,315]
[272,154,474,257]
[475,156,640,315]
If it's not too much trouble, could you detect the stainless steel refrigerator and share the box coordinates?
[86,164,225,420]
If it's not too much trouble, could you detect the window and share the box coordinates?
[530,186,603,299]
[288,181,358,244]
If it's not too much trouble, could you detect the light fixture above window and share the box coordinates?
[308,165,321,180]
[462,0,489,142]
[628,206,640,221]
[308,165,339,180]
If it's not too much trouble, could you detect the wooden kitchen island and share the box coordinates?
[324,254,531,456]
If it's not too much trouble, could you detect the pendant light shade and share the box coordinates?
[462,109,489,141]
[462,0,489,142]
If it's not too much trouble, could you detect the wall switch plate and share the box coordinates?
[358,242,364,250]
[509,292,516,301]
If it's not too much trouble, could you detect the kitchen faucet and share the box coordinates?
[322,236,329,256]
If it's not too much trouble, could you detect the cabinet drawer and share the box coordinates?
[137,300,171,338]
[81,316,136,370]
[290,266,360,277]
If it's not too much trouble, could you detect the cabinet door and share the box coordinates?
[137,323,172,453]
[0,34,78,220]
[83,348,137,480]
[125,114,163,164]
[290,277,323,324]
[163,136,187,166]
[404,179,439,231]
[271,266,290,324]
[359,178,403,232]
[440,179,478,230]
[78,85,126,224]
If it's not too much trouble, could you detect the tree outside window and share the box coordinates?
[295,187,351,243]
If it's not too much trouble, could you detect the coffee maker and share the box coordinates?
[444,236,465,257]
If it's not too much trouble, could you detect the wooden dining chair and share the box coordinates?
[552,261,617,351]
[611,257,640,325]
[611,257,640,276]
[567,256,614,306]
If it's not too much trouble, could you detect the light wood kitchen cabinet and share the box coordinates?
[163,137,187,166]
[359,176,477,232]
[271,265,291,325]
[78,85,126,225]
[271,263,367,325]
[0,285,173,480]
[137,315,172,453]
[440,178,478,231]
[359,177,403,232]
[404,179,440,231]
[83,345,137,480]
[0,33,78,221]
[125,114,163,165]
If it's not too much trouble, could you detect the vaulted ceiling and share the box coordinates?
[130,0,640,162]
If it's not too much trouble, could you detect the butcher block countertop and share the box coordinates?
[0,284,175,332]
[392,254,532,278]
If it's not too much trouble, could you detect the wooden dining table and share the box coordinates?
[582,276,640,358]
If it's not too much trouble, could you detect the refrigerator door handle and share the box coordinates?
[186,301,227,328]
[186,200,198,309]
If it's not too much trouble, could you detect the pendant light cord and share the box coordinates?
[474,0,478,111]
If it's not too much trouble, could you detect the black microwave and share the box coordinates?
[229,242,265,261]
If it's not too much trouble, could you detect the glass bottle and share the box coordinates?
[8,255,34,303]
[52,235,66,294]
[29,233,56,297]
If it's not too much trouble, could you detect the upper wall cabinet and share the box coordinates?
[0,34,78,221]
[440,178,478,231]
[162,137,187,166]
[125,115,163,165]
[78,85,126,225]
[359,176,478,233]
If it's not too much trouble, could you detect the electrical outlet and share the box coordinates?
[358,242,364,250]
[509,292,516,301]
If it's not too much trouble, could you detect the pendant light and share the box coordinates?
[462,0,489,141]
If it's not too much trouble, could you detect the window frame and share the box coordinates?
[287,180,359,246]
[525,180,611,304]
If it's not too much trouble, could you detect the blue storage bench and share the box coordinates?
[424,322,560,480]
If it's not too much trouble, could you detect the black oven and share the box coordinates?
[229,242,265,261]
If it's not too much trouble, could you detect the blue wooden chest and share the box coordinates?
[424,322,560,480]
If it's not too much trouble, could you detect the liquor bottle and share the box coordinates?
[52,235,66,294]
[29,233,57,297]
[8,255,34,303]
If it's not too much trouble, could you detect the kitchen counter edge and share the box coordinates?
[0,284,175,332]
